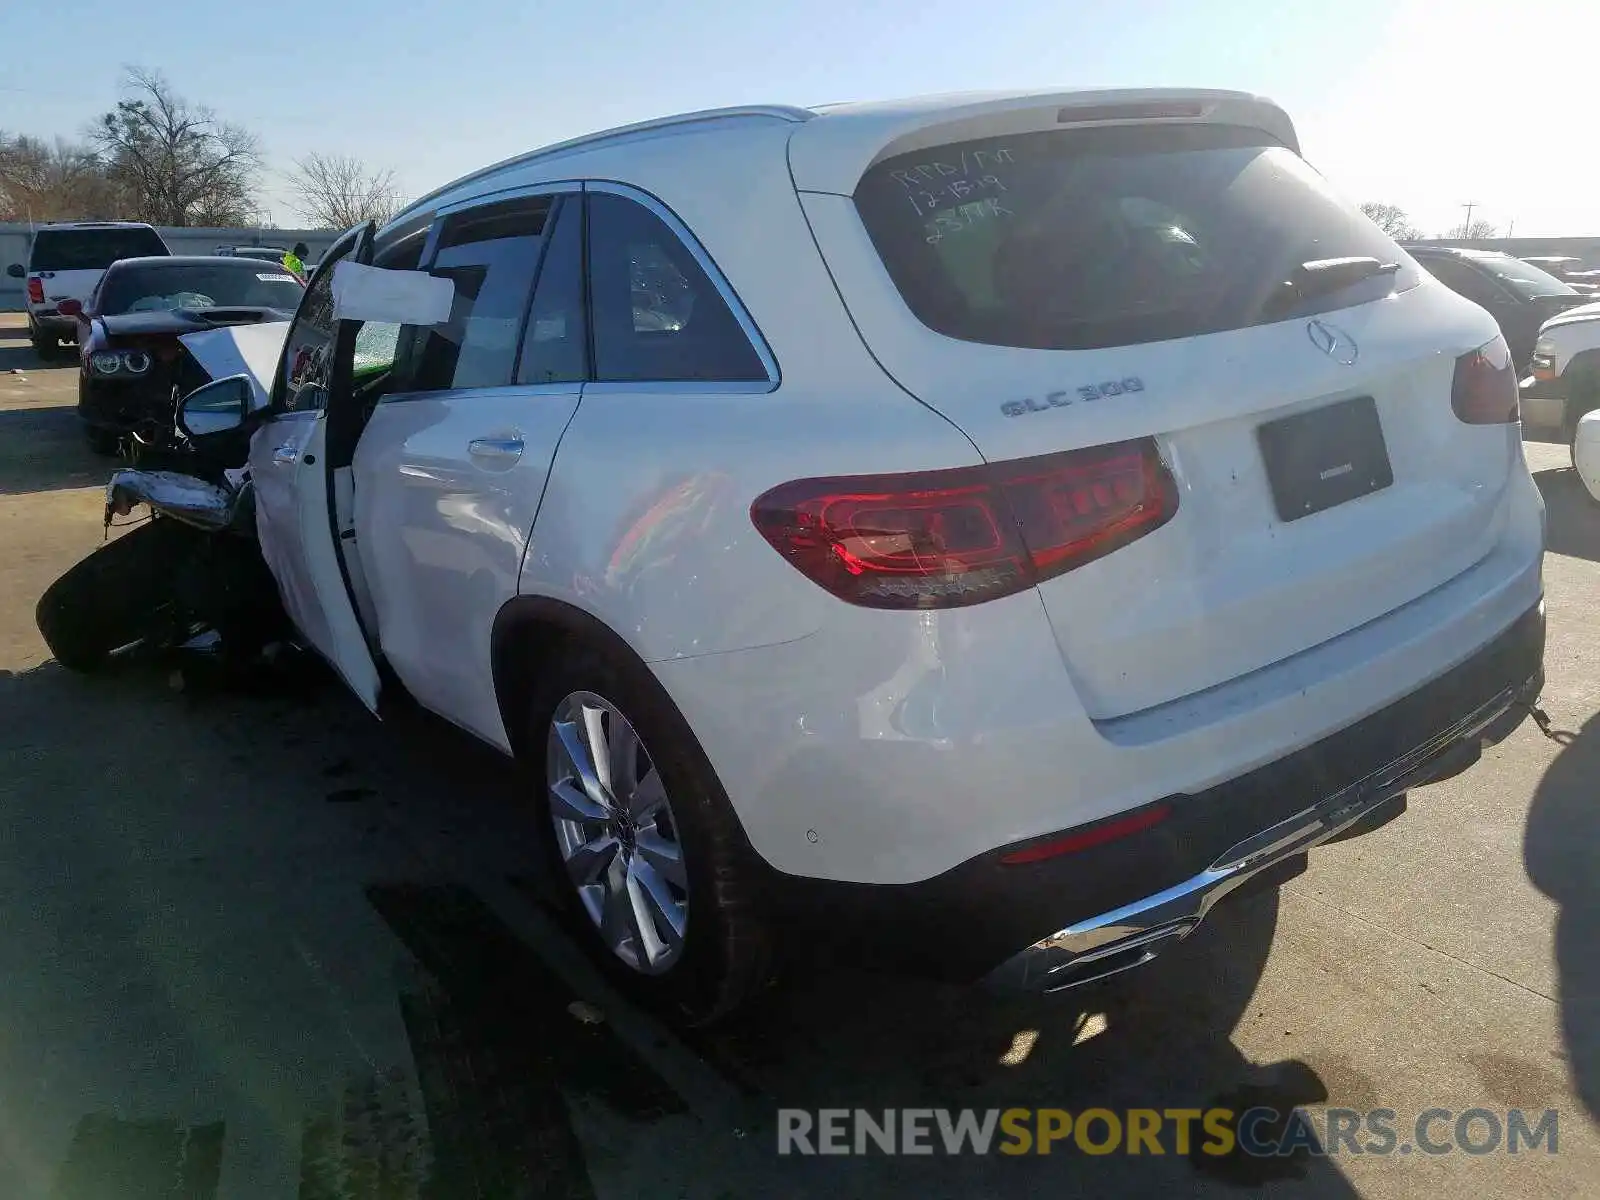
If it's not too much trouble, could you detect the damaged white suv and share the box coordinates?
[155,89,1543,1022]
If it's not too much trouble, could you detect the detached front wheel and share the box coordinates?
[527,644,771,1025]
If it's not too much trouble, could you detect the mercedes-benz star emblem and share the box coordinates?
[1307,318,1359,365]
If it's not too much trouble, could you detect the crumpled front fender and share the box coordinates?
[105,469,239,532]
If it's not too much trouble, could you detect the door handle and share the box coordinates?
[272,445,299,465]
[467,437,524,462]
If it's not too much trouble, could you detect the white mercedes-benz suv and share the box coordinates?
[151,88,1545,1023]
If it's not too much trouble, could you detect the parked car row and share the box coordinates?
[214,245,290,262]
[7,222,308,455]
[1401,244,1592,368]
[1515,255,1600,293]
[30,89,1551,1024]
[1396,241,1600,472]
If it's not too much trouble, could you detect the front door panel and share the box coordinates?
[354,385,581,745]
[248,224,382,709]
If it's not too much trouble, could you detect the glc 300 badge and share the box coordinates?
[1001,376,1145,418]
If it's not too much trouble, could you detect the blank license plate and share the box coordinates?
[1257,396,1393,522]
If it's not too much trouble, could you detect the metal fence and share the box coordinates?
[1,223,341,311]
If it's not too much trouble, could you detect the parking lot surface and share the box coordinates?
[0,312,1595,1198]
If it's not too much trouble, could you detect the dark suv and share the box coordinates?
[1405,245,1593,368]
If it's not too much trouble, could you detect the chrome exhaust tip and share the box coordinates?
[1037,921,1196,993]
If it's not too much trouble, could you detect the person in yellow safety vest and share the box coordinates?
[282,242,310,281]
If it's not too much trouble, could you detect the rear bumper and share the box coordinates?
[984,609,1543,992]
[30,312,76,338]
[762,600,1546,986]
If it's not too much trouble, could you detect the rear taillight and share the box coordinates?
[1451,335,1518,425]
[26,278,44,304]
[750,439,1177,609]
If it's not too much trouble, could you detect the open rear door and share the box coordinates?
[248,223,384,710]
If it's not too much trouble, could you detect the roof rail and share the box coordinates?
[398,105,813,219]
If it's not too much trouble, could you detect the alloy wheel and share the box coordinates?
[546,691,689,974]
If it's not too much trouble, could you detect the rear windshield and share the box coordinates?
[99,263,304,315]
[854,124,1421,351]
[30,227,169,272]
[1480,255,1576,300]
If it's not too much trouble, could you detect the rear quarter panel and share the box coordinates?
[516,125,988,664]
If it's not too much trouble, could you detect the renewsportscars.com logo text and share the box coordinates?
[776,1107,1561,1158]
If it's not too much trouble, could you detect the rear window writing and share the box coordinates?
[854,124,1421,351]
[30,227,169,272]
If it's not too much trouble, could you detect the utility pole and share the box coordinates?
[1461,202,1477,239]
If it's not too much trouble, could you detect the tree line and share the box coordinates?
[1360,201,1499,241]
[0,68,402,230]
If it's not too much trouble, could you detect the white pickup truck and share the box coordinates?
[1522,301,1600,454]
[5,222,170,357]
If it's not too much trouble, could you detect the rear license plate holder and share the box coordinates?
[1257,396,1393,522]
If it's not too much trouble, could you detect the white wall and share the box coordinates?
[1,223,341,311]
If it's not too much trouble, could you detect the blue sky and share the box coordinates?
[4,0,1596,235]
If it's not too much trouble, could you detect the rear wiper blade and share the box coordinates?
[1289,256,1401,297]
[1265,256,1401,315]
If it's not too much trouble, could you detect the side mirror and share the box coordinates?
[56,299,83,317]
[6,263,24,279]
[178,375,253,438]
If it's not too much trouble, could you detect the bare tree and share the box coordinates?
[1443,218,1498,240]
[1359,201,1422,241]
[91,67,260,226]
[0,132,123,221]
[284,152,403,230]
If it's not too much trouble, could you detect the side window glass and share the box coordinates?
[516,198,587,385]
[1427,259,1500,307]
[279,256,339,412]
[355,231,428,396]
[409,197,551,392]
[586,192,767,384]
[354,321,402,380]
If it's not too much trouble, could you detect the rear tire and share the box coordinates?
[29,326,55,360]
[524,640,773,1026]
[35,520,193,671]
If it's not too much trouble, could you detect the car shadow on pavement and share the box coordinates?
[1533,466,1600,563]
[0,401,111,496]
[0,330,45,370]
[0,660,688,1198]
[677,885,1360,1195]
[0,657,1364,1197]
[1523,711,1600,1123]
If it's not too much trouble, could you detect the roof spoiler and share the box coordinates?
[789,89,1299,195]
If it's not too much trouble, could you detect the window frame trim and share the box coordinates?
[387,183,579,397]
[582,179,780,392]
[267,221,369,415]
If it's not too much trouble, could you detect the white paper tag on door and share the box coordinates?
[331,260,454,326]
